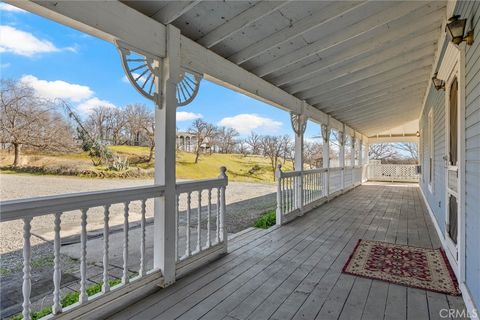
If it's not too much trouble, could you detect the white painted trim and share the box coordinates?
[441,42,466,283]
[459,283,480,320]
[420,186,478,320]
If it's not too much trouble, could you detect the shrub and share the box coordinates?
[254,209,276,229]
[11,278,122,320]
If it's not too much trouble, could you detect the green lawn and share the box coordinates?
[0,147,292,183]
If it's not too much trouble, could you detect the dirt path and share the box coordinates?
[0,174,276,254]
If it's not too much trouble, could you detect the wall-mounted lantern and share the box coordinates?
[432,72,445,91]
[416,131,420,137]
[446,15,474,46]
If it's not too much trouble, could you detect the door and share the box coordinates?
[445,71,460,264]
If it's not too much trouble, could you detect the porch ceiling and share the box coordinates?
[123,0,446,136]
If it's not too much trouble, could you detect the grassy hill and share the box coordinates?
[0,146,292,183]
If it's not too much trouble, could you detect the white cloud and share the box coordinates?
[0,3,26,12]
[177,111,203,121]
[20,75,93,102]
[1,63,11,68]
[77,97,117,114]
[218,114,282,135]
[0,26,59,57]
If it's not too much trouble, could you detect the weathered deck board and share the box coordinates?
[108,183,466,320]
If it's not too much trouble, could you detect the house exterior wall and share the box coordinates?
[419,0,480,310]
[420,86,446,234]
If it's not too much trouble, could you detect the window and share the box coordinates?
[449,77,458,166]
[428,109,434,191]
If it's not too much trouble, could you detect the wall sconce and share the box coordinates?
[432,72,445,91]
[416,131,420,137]
[446,15,474,45]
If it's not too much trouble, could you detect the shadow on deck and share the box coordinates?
[109,183,466,320]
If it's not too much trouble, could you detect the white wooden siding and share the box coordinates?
[420,0,480,309]
[420,86,446,234]
[457,0,480,309]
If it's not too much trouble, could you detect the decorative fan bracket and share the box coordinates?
[116,41,202,108]
[290,112,307,135]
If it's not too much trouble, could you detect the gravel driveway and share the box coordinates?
[0,174,276,254]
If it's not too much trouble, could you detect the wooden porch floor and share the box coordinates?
[109,183,466,320]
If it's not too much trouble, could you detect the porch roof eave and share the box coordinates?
[7,0,370,140]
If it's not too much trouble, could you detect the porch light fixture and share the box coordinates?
[446,15,474,45]
[432,72,445,91]
[416,131,420,137]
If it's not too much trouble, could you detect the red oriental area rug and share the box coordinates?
[342,239,460,295]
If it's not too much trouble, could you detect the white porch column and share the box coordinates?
[321,123,330,196]
[359,139,363,165]
[291,112,307,212]
[351,135,356,167]
[339,129,345,191]
[154,25,180,286]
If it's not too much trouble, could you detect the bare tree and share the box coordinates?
[304,141,323,169]
[260,135,284,180]
[396,142,418,161]
[216,126,239,153]
[85,105,114,142]
[188,119,217,163]
[0,79,76,166]
[124,103,151,146]
[236,139,249,157]
[141,111,155,162]
[369,143,399,161]
[109,108,128,145]
[245,131,261,155]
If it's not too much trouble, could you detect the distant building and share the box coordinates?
[176,132,211,153]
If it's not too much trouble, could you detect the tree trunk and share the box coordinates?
[148,145,154,162]
[12,143,20,167]
[194,150,200,164]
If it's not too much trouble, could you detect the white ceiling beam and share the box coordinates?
[367,136,419,144]
[253,1,434,77]
[307,60,432,106]
[319,75,429,110]
[299,53,433,101]
[335,98,423,124]
[358,113,422,134]
[289,44,435,96]
[329,91,426,119]
[269,7,445,87]
[228,1,365,65]
[197,1,290,48]
[323,85,427,114]
[284,29,437,94]
[7,0,167,57]
[181,36,335,125]
[151,0,202,25]
[309,66,431,106]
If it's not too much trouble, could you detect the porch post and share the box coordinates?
[321,122,330,197]
[154,25,180,286]
[351,134,356,167]
[339,127,345,191]
[359,139,363,166]
[291,111,307,212]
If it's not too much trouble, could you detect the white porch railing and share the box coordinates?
[276,165,364,225]
[175,167,228,277]
[366,164,419,182]
[0,168,228,320]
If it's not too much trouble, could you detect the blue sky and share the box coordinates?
[0,2,321,140]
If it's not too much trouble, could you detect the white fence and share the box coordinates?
[276,165,364,225]
[366,164,419,182]
[0,169,228,320]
